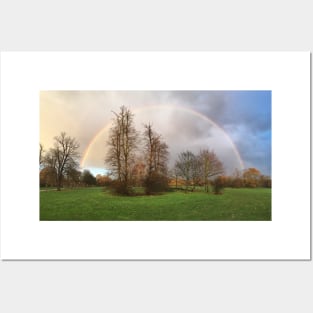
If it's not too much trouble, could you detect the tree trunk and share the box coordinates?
[57,174,62,191]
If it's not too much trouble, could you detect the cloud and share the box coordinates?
[40,90,271,175]
[165,90,271,174]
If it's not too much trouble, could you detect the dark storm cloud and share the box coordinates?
[162,90,271,175]
[167,90,271,133]
[167,91,228,118]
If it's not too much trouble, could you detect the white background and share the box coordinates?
[0,1,312,313]
[1,52,310,260]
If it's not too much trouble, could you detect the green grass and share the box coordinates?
[40,187,271,221]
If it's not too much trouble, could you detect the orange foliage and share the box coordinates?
[96,174,112,186]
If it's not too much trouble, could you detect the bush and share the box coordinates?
[212,176,225,194]
[81,170,97,186]
[109,181,134,196]
[231,177,244,188]
[96,174,113,187]
[262,177,272,188]
[144,172,169,194]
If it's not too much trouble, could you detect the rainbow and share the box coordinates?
[80,105,245,170]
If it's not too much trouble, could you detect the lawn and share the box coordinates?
[40,187,271,221]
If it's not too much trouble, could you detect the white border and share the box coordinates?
[0,52,310,260]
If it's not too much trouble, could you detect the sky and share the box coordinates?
[40,91,271,176]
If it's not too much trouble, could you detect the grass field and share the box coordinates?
[40,187,271,221]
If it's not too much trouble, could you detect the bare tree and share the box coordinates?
[199,149,224,192]
[105,106,138,193]
[175,150,198,191]
[41,149,57,187]
[190,154,202,187]
[174,149,224,192]
[143,123,169,193]
[48,132,80,191]
[143,123,169,176]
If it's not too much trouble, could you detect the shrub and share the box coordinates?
[261,176,272,188]
[96,174,113,187]
[109,181,134,196]
[231,177,243,188]
[144,172,169,194]
[212,176,225,194]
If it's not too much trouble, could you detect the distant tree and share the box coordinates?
[174,149,224,192]
[64,167,81,188]
[175,150,197,191]
[105,106,138,194]
[41,149,58,187]
[173,167,179,189]
[198,149,224,192]
[168,167,180,189]
[190,154,202,187]
[222,176,233,187]
[40,166,57,187]
[96,174,112,187]
[260,175,272,188]
[231,168,244,188]
[242,168,261,187]
[81,170,96,186]
[46,132,80,191]
[227,169,270,189]
[212,175,226,194]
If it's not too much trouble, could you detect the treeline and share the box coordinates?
[103,106,271,195]
[40,167,98,188]
[219,168,272,189]
[169,167,271,194]
[40,106,271,194]
[168,150,271,194]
